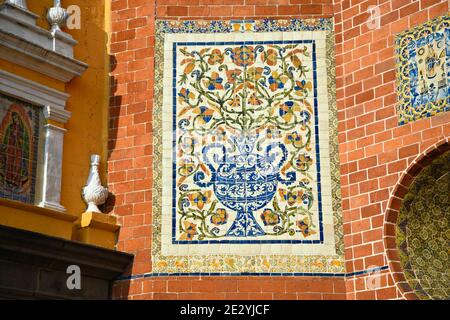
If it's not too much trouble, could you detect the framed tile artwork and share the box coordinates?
[0,93,41,204]
[152,19,344,274]
[395,14,450,125]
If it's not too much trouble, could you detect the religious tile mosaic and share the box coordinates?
[153,19,344,274]
[395,14,450,125]
[0,94,41,204]
[396,150,450,300]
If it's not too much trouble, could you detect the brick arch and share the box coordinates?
[383,138,450,300]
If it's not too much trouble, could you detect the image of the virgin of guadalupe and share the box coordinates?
[0,105,32,195]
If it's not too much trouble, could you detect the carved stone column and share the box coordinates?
[38,107,70,212]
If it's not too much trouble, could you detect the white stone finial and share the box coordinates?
[47,0,68,33]
[5,0,27,9]
[82,155,109,213]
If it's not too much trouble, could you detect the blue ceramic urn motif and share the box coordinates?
[194,135,296,237]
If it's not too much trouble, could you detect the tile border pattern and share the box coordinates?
[116,266,389,281]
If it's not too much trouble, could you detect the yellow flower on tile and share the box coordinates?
[210,259,221,269]
[331,260,343,267]
[175,260,187,268]
[225,258,236,268]
[312,259,324,268]
[179,221,197,241]
[188,190,212,210]
[262,259,271,270]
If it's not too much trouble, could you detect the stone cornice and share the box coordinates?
[0,225,133,299]
[0,3,88,82]
[0,70,71,123]
[43,106,72,124]
[0,224,133,278]
[1,1,39,25]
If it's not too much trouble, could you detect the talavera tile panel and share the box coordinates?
[395,14,450,125]
[0,94,41,204]
[153,19,344,274]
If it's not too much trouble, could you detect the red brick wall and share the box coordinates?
[334,0,449,300]
[155,0,334,19]
[108,0,450,300]
[113,276,346,300]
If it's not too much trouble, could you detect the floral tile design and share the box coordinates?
[395,14,450,125]
[153,19,344,274]
[174,40,323,244]
[0,94,41,204]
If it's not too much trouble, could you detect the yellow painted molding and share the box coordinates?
[80,211,119,231]
[0,198,78,240]
[46,119,66,129]
[0,59,64,91]
[0,198,77,222]
[75,212,120,249]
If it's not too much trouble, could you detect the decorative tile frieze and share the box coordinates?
[395,14,450,125]
[152,19,343,274]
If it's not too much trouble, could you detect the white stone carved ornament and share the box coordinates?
[82,155,109,213]
[47,0,68,32]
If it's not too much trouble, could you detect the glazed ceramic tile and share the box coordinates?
[395,14,450,125]
[396,150,450,300]
[0,94,41,204]
[153,19,344,274]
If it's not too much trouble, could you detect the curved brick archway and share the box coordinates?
[384,138,450,300]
